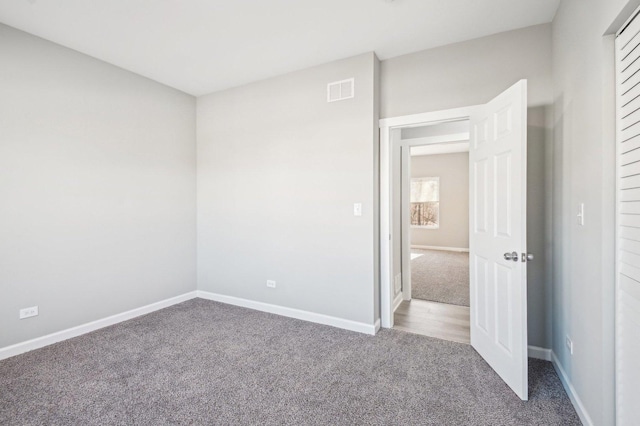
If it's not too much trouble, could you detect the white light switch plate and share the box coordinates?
[354,203,362,216]
[577,203,584,226]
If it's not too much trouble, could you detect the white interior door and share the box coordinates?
[469,80,529,400]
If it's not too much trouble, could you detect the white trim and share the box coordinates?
[374,319,381,333]
[410,142,470,157]
[0,291,198,361]
[401,145,412,302]
[379,106,479,329]
[379,106,481,129]
[393,291,404,312]
[551,351,594,426]
[197,291,378,335]
[616,3,640,37]
[411,245,469,253]
[615,31,623,426]
[404,133,470,148]
[527,345,551,361]
[380,121,394,328]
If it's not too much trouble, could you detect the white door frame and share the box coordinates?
[379,105,480,328]
[400,135,470,303]
[400,144,412,302]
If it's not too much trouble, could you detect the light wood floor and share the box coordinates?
[394,299,470,344]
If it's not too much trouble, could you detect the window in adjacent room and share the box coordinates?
[410,177,439,229]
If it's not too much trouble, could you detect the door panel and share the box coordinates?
[495,152,512,238]
[474,255,489,333]
[474,160,488,233]
[495,263,513,353]
[470,80,528,400]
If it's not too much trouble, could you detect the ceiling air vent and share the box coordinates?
[327,78,355,102]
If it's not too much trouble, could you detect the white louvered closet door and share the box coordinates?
[616,12,640,426]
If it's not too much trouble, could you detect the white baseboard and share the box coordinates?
[551,351,594,426]
[197,290,378,335]
[411,245,469,253]
[0,293,594,426]
[393,292,403,312]
[0,291,198,361]
[528,345,552,361]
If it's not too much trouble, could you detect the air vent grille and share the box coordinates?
[327,78,355,102]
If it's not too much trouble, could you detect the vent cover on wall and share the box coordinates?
[327,78,355,102]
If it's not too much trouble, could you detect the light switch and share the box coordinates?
[577,203,584,226]
[354,203,362,216]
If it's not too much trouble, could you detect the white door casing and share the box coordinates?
[380,106,477,328]
[469,80,529,400]
[401,144,412,301]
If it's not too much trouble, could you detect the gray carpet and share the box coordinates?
[0,299,579,425]
[412,249,470,306]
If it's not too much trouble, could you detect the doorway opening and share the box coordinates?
[393,120,471,344]
[379,80,530,400]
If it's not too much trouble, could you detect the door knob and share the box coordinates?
[504,251,518,262]
[522,253,534,262]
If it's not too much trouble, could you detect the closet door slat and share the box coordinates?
[616,11,640,424]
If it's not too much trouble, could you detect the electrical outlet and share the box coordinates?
[266,280,276,288]
[566,336,574,355]
[19,306,38,319]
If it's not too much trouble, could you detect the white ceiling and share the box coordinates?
[0,0,560,96]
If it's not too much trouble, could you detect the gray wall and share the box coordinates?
[381,24,553,118]
[197,53,380,326]
[410,153,469,249]
[0,24,197,349]
[381,24,553,349]
[550,0,640,423]
[1,14,627,423]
